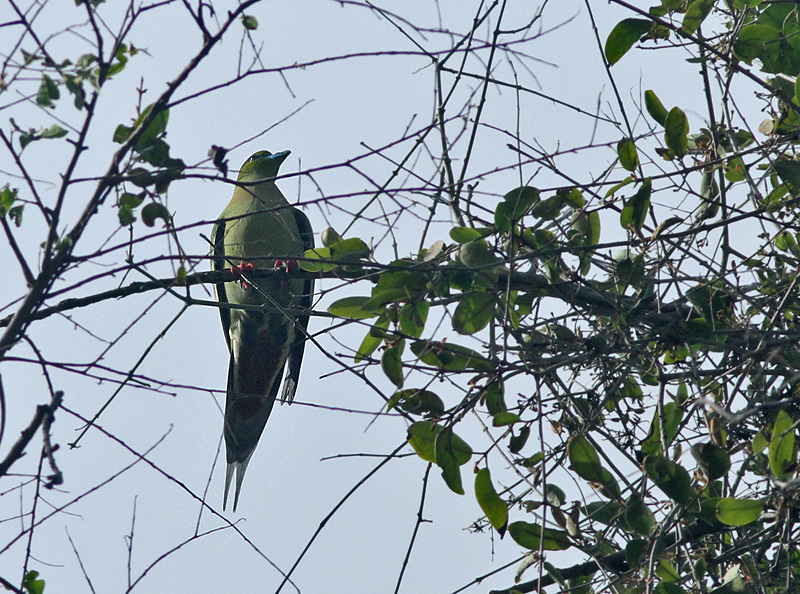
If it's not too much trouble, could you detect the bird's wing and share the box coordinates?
[211,217,231,351]
[281,206,315,404]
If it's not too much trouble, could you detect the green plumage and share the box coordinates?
[212,150,314,511]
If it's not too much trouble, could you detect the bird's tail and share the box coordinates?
[223,453,253,512]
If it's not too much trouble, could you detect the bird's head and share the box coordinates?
[237,150,291,181]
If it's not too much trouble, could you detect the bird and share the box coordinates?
[212,150,314,511]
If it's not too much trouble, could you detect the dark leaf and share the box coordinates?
[475,468,508,534]
[620,178,652,231]
[664,107,689,158]
[381,340,405,387]
[453,292,496,335]
[644,90,668,126]
[508,521,571,550]
[617,138,639,172]
[605,19,652,65]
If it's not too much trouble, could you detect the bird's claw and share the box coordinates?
[231,263,255,290]
[273,259,299,286]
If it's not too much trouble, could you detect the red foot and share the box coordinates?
[231,263,255,289]
[273,259,299,286]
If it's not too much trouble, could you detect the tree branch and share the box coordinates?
[0,390,62,481]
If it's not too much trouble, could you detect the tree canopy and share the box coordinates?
[3,0,800,593]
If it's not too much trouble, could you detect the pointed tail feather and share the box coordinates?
[281,377,297,404]
[223,454,253,512]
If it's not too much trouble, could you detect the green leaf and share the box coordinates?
[7,205,24,227]
[19,131,35,150]
[725,157,746,182]
[355,313,390,362]
[453,292,496,335]
[620,178,652,231]
[23,570,45,594]
[604,18,652,65]
[113,124,132,144]
[176,265,187,285]
[681,0,713,36]
[495,186,540,232]
[664,107,689,158]
[241,14,259,29]
[407,421,439,463]
[716,564,747,593]
[509,426,530,453]
[796,74,800,105]
[40,124,68,139]
[571,210,601,275]
[656,559,681,583]
[138,137,170,166]
[572,210,601,246]
[769,409,795,478]
[508,521,571,550]
[366,266,429,309]
[1,185,18,213]
[36,75,59,107]
[567,435,621,499]
[644,455,694,505]
[127,167,154,188]
[459,239,497,268]
[482,380,506,414]
[625,492,655,536]
[732,24,783,69]
[450,226,492,243]
[362,288,413,309]
[300,237,371,272]
[690,442,731,480]
[407,422,472,470]
[106,61,126,78]
[153,158,185,194]
[141,202,171,227]
[715,497,763,526]
[530,195,563,220]
[617,138,639,172]
[625,538,648,569]
[752,431,768,454]
[492,412,521,427]
[475,468,508,533]
[641,402,684,456]
[21,49,38,66]
[399,301,429,338]
[118,192,144,226]
[605,176,635,198]
[559,187,585,208]
[644,90,668,126]
[545,484,566,507]
[567,435,605,483]
[328,296,383,320]
[693,557,708,584]
[381,340,405,387]
[584,501,623,526]
[134,104,169,150]
[654,582,684,594]
[774,160,800,193]
[411,340,494,371]
[435,427,473,494]
[388,389,444,417]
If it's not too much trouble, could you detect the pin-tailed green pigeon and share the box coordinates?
[212,150,314,511]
